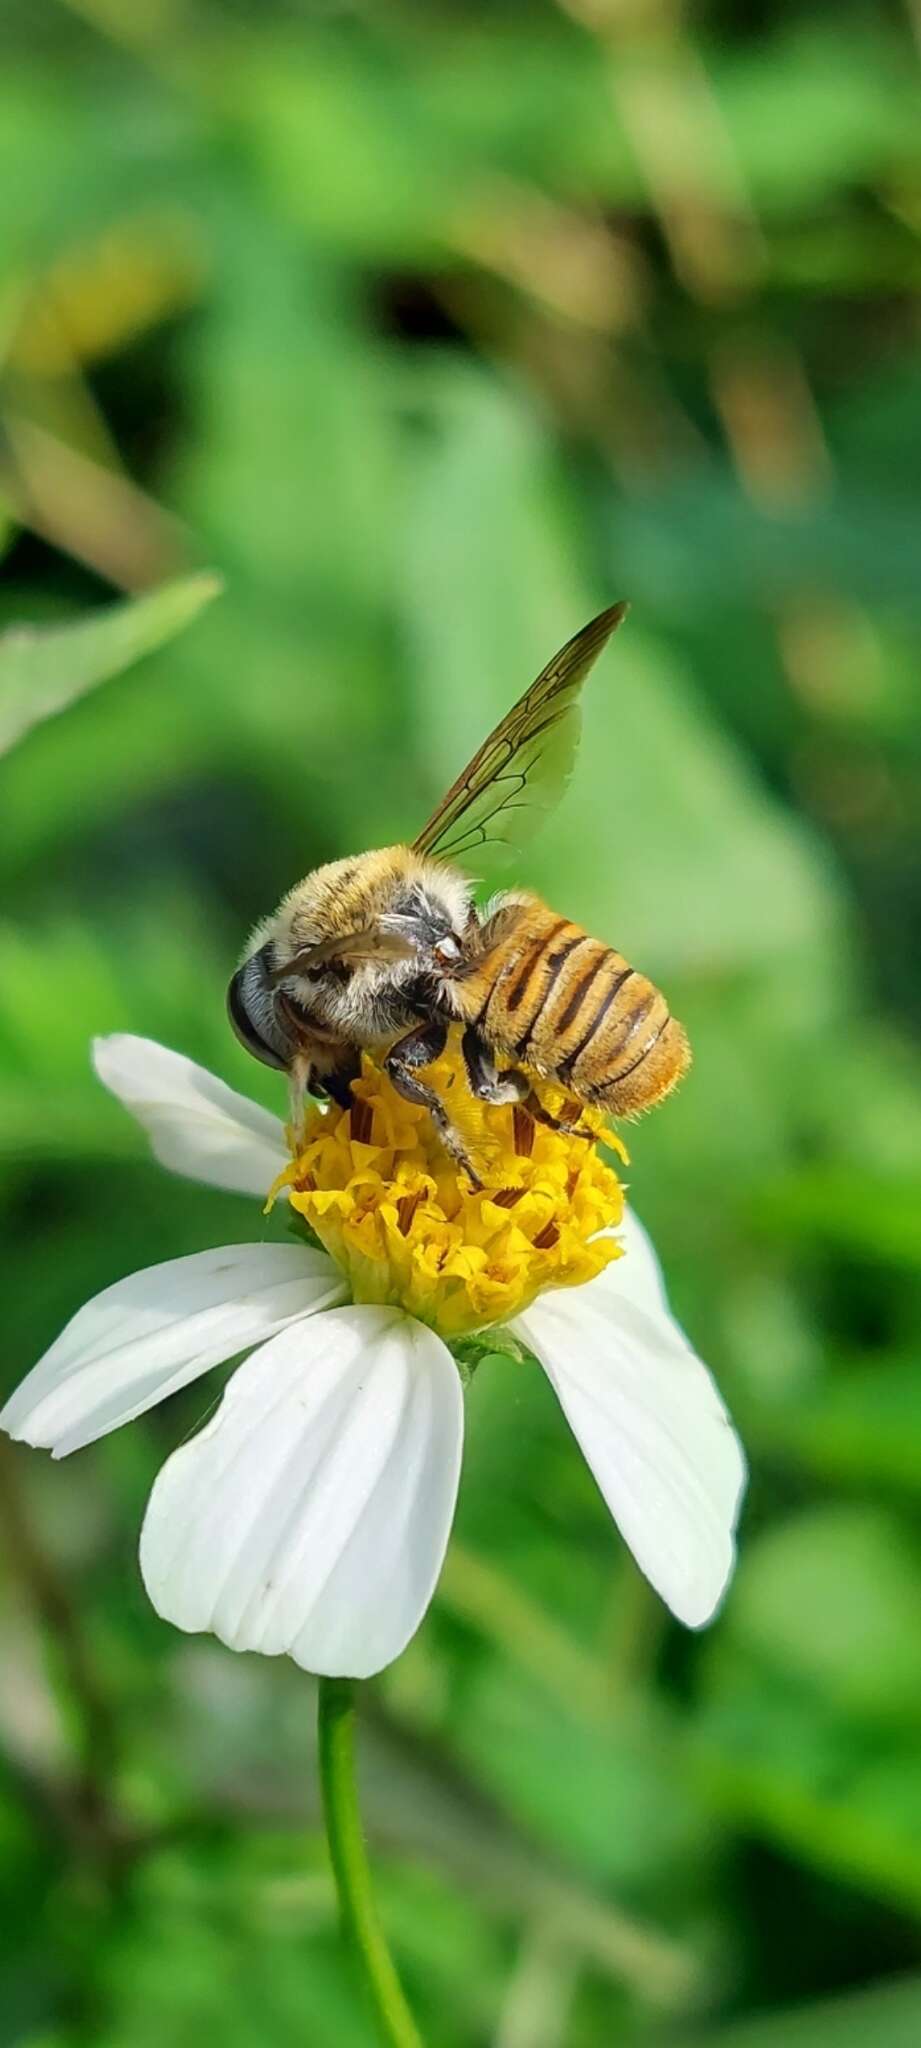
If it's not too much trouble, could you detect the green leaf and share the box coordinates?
[753,1165,921,1270]
[726,1507,921,1728]
[0,572,222,756]
[682,1973,921,2048]
[759,1357,921,1494]
[450,1659,713,1892]
[691,1669,921,1918]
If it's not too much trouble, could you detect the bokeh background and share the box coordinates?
[2,2,921,2044]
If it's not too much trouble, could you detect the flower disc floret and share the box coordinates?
[271,1045,627,1338]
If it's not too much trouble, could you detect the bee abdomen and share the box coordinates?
[568,974,691,1117]
[472,912,586,1057]
[471,907,690,1118]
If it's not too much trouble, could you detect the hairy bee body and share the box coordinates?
[453,894,689,1117]
[227,604,692,1176]
[230,850,688,1131]
[229,846,474,1081]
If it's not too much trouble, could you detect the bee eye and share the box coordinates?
[227,960,288,1071]
[434,935,461,967]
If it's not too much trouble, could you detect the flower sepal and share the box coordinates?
[451,1323,529,1386]
[283,1206,324,1255]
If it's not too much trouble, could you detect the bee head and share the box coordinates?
[226,943,292,1071]
[228,849,475,1072]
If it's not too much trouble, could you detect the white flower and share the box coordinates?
[1,1034,746,1678]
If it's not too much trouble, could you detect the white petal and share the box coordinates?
[605,1205,669,1318]
[1,1245,344,1458]
[513,1286,746,1628]
[139,1306,463,1679]
[93,1035,287,1196]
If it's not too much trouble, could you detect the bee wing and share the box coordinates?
[270,927,415,982]
[412,603,628,870]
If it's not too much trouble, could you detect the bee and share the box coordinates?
[228,604,690,1185]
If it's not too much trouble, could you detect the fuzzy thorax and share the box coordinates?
[268,1040,626,1339]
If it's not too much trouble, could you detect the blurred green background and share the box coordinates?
[2,2,921,2044]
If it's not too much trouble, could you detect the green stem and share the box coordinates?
[317,1677,424,2048]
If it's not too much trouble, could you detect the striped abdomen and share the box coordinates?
[459,902,690,1118]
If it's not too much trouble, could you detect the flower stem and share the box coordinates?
[317,1676,424,2048]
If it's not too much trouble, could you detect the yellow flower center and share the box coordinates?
[268,1036,627,1339]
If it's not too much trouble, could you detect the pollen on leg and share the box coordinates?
[277,1035,626,1339]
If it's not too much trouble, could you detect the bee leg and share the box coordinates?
[385,1022,482,1190]
[460,1026,529,1107]
[287,1053,313,1140]
[313,1051,361,1112]
[520,1090,594,1140]
[460,1027,593,1140]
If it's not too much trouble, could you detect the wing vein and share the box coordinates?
[412,603,628,871]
